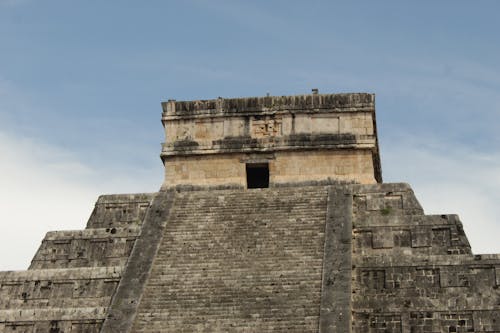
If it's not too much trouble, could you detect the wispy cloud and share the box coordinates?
[0,131,99,270]
[0,78,160,270]
[382,134,500,254]
[0,128,162,271]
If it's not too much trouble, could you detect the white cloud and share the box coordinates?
[382,135,500,254]
[0,131,160,271]
[0,132,99,270]
[0,78,161,271]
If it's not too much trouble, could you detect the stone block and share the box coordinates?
[85,193,153,229]
[412,227,432,248]
[372,228,395,249]
[30,228,140,269]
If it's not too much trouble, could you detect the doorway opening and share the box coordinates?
[246,163,269,189]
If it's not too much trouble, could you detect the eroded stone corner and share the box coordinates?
[100,190,175,333]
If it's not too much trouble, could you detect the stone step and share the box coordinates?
[132,315,318,333]
[131,187,328,332]
[85,193,154,229]
[0,267,121,310]
[352,183,424,216]
[353,214,472,256]
[350,183,500,333]
[29,227,141,269]
[0,307,106,332]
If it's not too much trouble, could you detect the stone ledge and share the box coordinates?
[162,144,376,157]
[95,193,155,205]
[0,307,108,322]
[42,227,141,240]
[0,266,122,281]
[161,135,376,156]
[162,93,375,117]
[354,254,500,267]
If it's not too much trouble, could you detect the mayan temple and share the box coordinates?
[1,92,499,333]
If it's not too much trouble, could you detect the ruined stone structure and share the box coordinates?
[160,93,381,188]
[0,92,499,332]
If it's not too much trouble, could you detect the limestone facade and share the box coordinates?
[165,150,376,188]
[161,93,381,189]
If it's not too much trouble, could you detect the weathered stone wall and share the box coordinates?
[29,227,140,269]
[0,193,154,332]
[100,191,176,333]
[165,153,246,188]
[163,111,374,151]
[0,267,122,310]
[164,149,375,188]
[86,193,153,229]
[161,93,381,189]
[350,183,500,333]
[271,150,375,185]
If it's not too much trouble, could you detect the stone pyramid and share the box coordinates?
[1,93,498,333]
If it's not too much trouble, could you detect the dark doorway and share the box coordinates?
[246,163,269,188]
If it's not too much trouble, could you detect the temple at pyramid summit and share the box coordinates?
[1,92,499,332]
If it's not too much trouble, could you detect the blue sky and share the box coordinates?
[1,0,500,269]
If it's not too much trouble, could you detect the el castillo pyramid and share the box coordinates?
[1,92,499,333]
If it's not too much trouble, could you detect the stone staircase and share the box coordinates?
[131,187,329,333]
[2,184,499,332]
[0,193,154,333]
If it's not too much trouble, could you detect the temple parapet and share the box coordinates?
[160,92,381,189]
